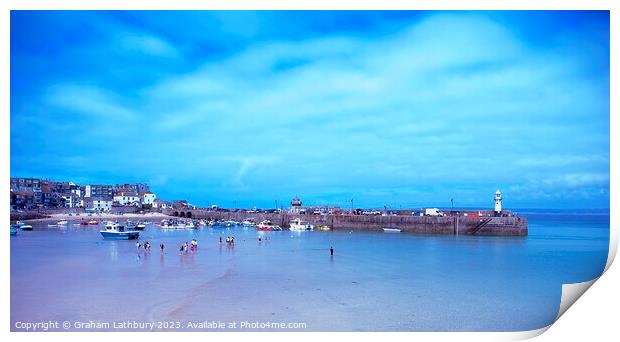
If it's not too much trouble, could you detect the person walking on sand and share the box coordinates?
[136,241,141,250]
[160,242,165,252]
[330,246,334,256]
[219,236,223,244]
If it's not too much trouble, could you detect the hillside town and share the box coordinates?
[9,177,188,212]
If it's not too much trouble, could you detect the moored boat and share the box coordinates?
[316,225,332,231]
[100,223,139,240]
[383,228,402,233]
[16,221,33,230]
[87,220,99,225]
[10,227,18,236]
[257,220,278,231]
[56,220,68,225]
[289,218,314,231]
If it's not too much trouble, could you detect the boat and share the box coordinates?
[16,221,33,230]
[316,225,332,231]
[56,220,68,225]
[242,220,255,227]
[257,220,278,231]
[289,218,314,231]
[135,221,146,230]
[87,220,99,225]
[10,228,18,236]
[80,221,89,226]
[160,219,195,229]
[100,223,139,240]
[383,228,402,233]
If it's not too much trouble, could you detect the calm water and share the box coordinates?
[10,211,609,331]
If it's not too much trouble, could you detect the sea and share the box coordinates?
[10,209,609,332]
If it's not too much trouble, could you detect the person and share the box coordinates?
[231,236,235,244]
[219,236,223,244]
[136,241,141,250]
[179,244,184,254]
[145,241,151,251]
[160,242,165,252]
[258,236,262,242]
[330,246,334,256]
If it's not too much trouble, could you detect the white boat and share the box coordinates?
[257,220,281,231]
[242,220,255,227]
[289,218,314,231]
[57,220,68,225]
[100,223,139,240]
[383,228,402,233]
[160,219,195,229]
[16,221,33,230]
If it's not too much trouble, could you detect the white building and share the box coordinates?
[114,192,140,206]
[85,185,91,197]
[93,198,113,211]
[142,192,156,206]
[61,195,73,208]
[494,189,502,214]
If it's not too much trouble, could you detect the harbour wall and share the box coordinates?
[165,209,528,236]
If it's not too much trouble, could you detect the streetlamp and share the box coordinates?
[275,199,278,211]
[350,198,354,214]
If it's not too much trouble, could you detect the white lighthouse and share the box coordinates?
[494,189,502,215]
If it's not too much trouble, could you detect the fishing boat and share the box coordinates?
[316,225,332,231]
[289,218,314,231]
[257,220,278,231]
[10,227,18,236]
[100,223,139,240]
[383,228,402,233]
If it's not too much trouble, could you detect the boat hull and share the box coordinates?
[10,229,18,236]
[100,231,139,240]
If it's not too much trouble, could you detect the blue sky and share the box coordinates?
[11,11,610,209]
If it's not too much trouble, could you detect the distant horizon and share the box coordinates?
[11,11,610,210]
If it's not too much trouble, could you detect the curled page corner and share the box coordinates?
[555,278,598,321]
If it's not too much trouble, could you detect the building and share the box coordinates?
[91,197,113,212]
[141,192,156,206]
[113,191,140,206]
[172,200,189,209]
[89,185,113,198]
[152,199,169,209]
[289,196,304,214]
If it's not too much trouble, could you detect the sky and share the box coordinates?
[10,11,610,209]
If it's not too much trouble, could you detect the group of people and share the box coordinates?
[178,239,199,254]
[136,240,152,251]
[221,236,235,245]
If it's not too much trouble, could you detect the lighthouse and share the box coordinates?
[494,189,502,216]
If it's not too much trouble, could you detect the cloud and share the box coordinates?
[11,11,610,208]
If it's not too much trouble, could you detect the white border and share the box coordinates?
[1,1,617,341]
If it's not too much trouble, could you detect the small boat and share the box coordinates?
[87,220,99,225]
[316,225,332,231]
[383,228,402,233]
[56,220,68,225]
[80,221,89,226]
[242,220,255,226]
[134,221,146,230]
[16,222,33,230]
[289,218,314,231]
[257,220,277,231]
[160,219,195,229]
[10,227,18,236]
[100,223,139,240]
